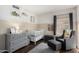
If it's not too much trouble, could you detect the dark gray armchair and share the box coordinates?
[56,30,76,50]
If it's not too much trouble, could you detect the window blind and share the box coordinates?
[56,14,70,36]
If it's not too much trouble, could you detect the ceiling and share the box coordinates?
[19,5,75,15]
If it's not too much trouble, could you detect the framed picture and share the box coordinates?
[30,16,35,22]
[11,11,19,16]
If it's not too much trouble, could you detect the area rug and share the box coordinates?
[28,42,59,53]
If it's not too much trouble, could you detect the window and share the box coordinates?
[56,14,70,36]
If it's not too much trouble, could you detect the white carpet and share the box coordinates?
[28,42,59,53]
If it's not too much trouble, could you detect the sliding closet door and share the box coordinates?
[56,14,70,36]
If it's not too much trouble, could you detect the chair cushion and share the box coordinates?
[64,29,72,39]
[48,40,61,45]
[58,39,64,42]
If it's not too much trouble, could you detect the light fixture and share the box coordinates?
[12,5,19,9]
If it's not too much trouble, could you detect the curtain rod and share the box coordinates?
[53,12,73,16]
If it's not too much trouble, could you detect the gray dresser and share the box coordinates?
[5,32,30,52]
[0,34,5,50]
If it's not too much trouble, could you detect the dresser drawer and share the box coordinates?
[10,41,28,52]
[10,38,29,47]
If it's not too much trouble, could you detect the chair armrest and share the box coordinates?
[65,34,76,50]
[56,38,64,42]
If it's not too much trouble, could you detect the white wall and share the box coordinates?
[0,5,38,34]
[36,13,53,24]
[76,6,79,48]
[0,5,37,50]
[0,5,34,22]
[36,7,76,25]
[37,7,77,30]
[36,7,77,44]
